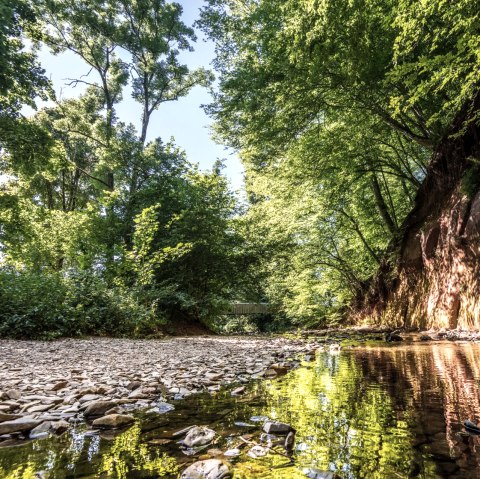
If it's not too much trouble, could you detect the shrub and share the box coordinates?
[0,268,166,339]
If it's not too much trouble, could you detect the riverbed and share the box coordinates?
[2,341,480,478]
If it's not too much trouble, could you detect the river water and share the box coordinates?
[2,342,480,478]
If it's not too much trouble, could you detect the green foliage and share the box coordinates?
[0,269,167,339]
[0,0,251,338]
[199,0,479,326]
[0,0,50,114]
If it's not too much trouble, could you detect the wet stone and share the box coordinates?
[0,418,40,435]
[263,420,293,435]
[29,421,52,439]
[183,426,216,447]
[180,459,232,479]
[92,414,135,429]
[84,400,118,418]
[0,413,22,423]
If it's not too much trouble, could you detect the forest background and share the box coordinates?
[1,0,479,338]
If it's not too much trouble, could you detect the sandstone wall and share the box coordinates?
[358,188,480,329]
[352,95,480,330]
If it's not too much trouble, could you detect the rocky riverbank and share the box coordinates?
[0,336,320,444]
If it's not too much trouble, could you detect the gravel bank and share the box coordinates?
[0,336,318,442]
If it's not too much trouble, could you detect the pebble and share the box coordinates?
[0,337,319,441]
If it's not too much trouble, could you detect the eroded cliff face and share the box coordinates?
[353,95,480,330]
[358,188,480,329]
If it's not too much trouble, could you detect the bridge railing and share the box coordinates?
[225,303,270,315]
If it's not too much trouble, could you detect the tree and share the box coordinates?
[198,0,479,325]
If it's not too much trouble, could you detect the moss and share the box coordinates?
[460,160,480,198]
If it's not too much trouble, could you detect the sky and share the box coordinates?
[32,0,245,191]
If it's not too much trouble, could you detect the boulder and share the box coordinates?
[180,459,232,479]
[92,414,135,429]
[0,418,40,435]
[84,400,118,418]
[183,426,216,447]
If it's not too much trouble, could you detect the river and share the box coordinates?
[2,342,480,478]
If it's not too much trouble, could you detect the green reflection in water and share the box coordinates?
[234,353,435,479]
[99,424,178,478]
[2,344,480,478]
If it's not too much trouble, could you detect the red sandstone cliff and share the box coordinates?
[353,94,480,330]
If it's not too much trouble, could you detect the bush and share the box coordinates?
[0,269,166,339]
[0,269,69,339]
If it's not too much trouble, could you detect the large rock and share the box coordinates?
[183,426,216,447]
[0,418,40,435]
[92,414,135,429]
[180,459,232,479]
[84,400,118,418]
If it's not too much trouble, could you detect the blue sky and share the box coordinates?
[34,0,244,191]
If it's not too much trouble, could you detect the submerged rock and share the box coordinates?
[180,459,232,479]
[263,420,293,435]
[231,386,246,396]
[250,415,269,423]
[183,426,216,447]
[302,469,337,479]
[247,445,268,458]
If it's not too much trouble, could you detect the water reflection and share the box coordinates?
[2,343,480,478]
